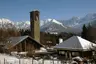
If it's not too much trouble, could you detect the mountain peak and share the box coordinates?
[0,18,13,24]
[0,12,96,34]
[71,17,80,20]
[85,13,96,19]
[47,18,52,21]
[0,18,15,29]
[51,19,63,25]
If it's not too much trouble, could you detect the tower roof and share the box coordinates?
[30,10,39,13]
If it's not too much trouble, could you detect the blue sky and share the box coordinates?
[0,0,96,21]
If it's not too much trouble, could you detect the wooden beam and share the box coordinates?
[15,45,17,52]
[25,40,26,52]
[20,42,22,52]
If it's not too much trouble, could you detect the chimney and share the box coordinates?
[30,10,40,42]
[59,38,63,43]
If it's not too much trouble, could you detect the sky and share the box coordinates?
[0,0,96,21]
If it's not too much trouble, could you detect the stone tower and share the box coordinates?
[30,10,40,42]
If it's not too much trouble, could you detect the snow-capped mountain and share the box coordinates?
[0,13,96,34]
[59,17,80,27]
[41,13,96,34]
[77,13,96,27]
[41,19,66,28]
[0,18,13,24]
[15,21,30,29]
[0,18,15,29]
[61,13,96,28]
[0,19,30,30]
[40,19,67,34]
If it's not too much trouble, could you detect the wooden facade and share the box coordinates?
[5,36,43,56]
[40,32,59,47]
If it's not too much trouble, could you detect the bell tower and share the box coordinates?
[30,10,40,42]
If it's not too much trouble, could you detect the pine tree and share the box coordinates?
[81,24,87,39]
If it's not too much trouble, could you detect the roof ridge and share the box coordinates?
[76,36,84,49]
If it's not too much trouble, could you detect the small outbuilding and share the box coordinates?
[54,36,96,59]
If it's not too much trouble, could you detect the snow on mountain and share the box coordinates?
[59,17,80,27]
[66,17,80,27]
[15,19,67,34]
[77,13,96,27]
[0,18,31,29]
[15,21,30,29]
[0,18,15,29]
[0,18,14,24]
[0,18,10,22]
[59,13,96,28]
[0,13,96,34]
[41,19,67,28]
[59,13,96,33]
[40,19,67,34]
